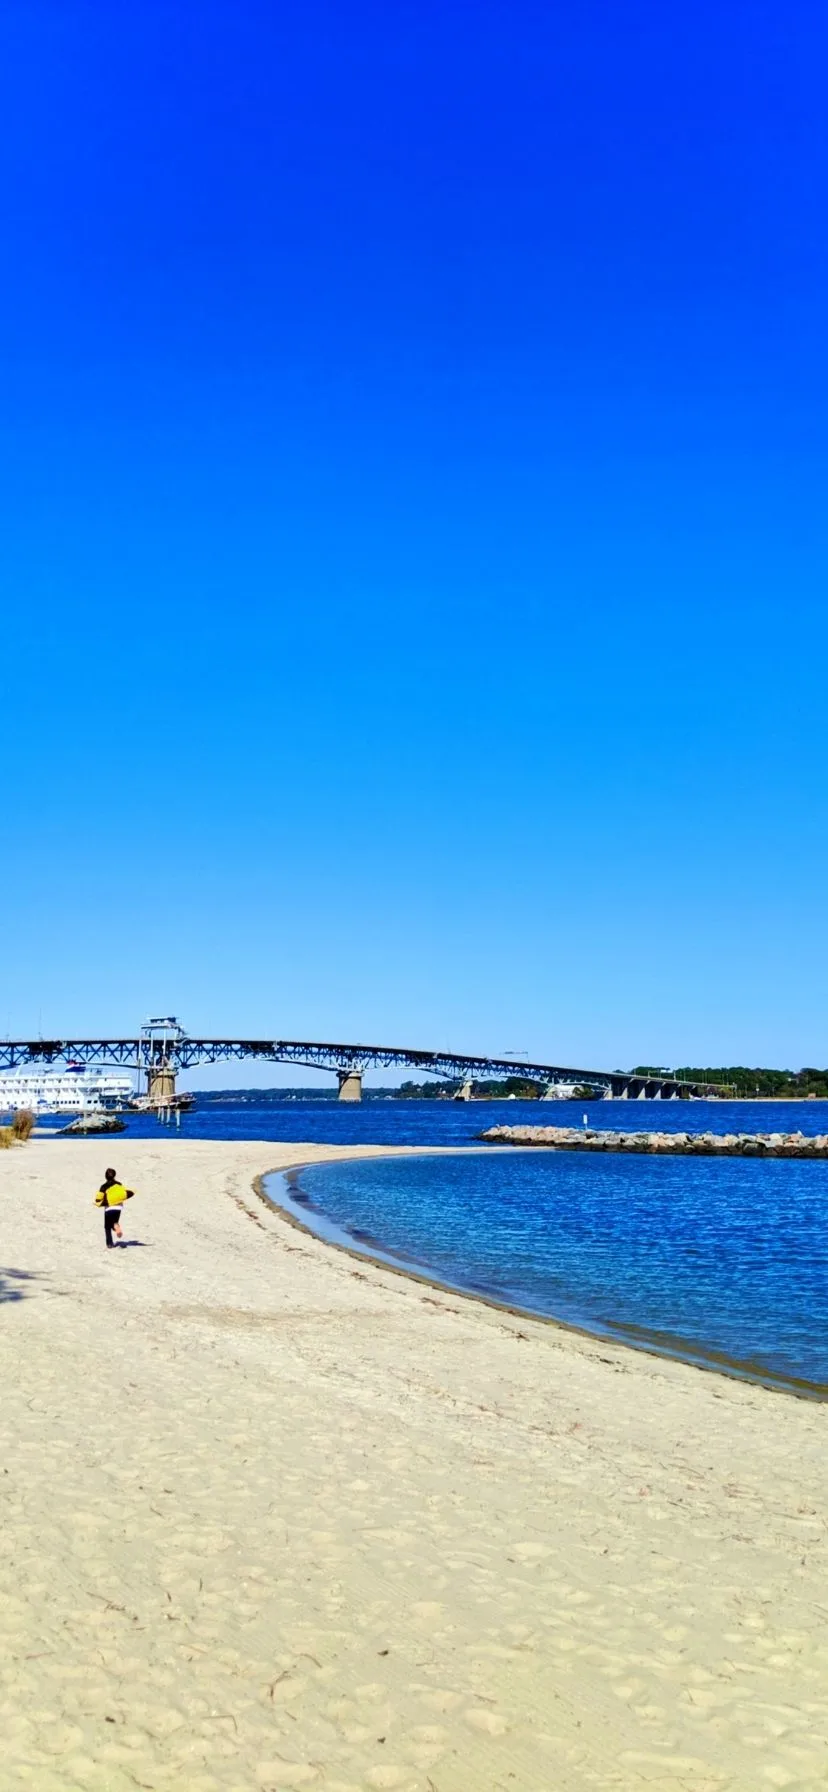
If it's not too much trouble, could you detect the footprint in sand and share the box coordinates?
[416,1688,463,1713]
[255,1762,318,1787]
[464,1706,508,1734]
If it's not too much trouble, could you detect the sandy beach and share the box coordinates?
[1,1140,826,1791]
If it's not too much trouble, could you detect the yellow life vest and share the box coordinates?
[95,1181,130,1208]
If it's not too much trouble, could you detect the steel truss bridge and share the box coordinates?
[0,1033,724,1102]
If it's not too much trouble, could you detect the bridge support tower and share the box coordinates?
[147,1066,177,1107]
[337,1069,363,1102]
[143,1018,185,1111]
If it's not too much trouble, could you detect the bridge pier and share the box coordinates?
[337,1069,363,1102]
[453,1079,474,1101]
[147,1066,177,1107]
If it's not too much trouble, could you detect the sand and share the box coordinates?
[0,1139,826,1792]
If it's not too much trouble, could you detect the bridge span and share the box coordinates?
[0,1022,724,1106]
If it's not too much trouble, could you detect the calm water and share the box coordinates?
[119,1098,828,1391]
[121,1094,828,1148]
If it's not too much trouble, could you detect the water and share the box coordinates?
[120,1097,828,1391]
[120,1094,828,1148]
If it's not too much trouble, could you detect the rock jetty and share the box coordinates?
[480,1124,828,1158]
[60,1113,126,1135]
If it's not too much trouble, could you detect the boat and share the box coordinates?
[0,1067,134,1116]
[123,1091,196,1114]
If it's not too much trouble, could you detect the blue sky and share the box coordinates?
[1,1,826,1084]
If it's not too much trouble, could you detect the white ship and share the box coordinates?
[0,1067,134,1115]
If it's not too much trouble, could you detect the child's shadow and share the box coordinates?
[119,1240,150,1248]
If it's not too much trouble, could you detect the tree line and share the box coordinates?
[634,1066,828,1098]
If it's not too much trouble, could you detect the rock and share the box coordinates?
[478,1122,828,1159]
[60,1113,126,1135]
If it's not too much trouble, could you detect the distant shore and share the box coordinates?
[1,1138,826,1789]
[188,1087,828,1104]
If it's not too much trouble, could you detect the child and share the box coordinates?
[95,1168,135,1248]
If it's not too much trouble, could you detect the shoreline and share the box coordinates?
[261,1157,828,1402]
[2,1137,827,1790]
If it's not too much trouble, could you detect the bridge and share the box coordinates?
[0,1019,724,1106]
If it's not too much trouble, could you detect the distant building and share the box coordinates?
[0,1068,133,1114]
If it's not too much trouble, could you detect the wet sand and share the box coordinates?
[1,1138,826,1790]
